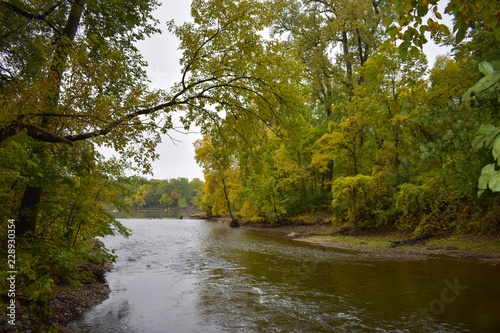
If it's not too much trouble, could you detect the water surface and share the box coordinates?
[69,219,500,332]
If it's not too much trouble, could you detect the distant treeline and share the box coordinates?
[123,176,204,211]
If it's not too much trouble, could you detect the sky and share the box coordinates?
[133,1,203,181]
[127,0,452,181]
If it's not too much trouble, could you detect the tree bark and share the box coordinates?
[221,175,239,228]
[341,31,354,101]
[16,186,43,236]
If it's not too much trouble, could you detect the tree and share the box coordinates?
[269,0,394,191]
[184,0,500,235]
[389,0,500,200]
[195,135,242,226]
[1,0,302,235]
[1,0,162,235]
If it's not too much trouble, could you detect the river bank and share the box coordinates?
[238,221,500,265]
[198,213,500,265]
[1,255,111,333]
[46,280,110,333]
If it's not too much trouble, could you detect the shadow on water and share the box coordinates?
[68,219,500,333]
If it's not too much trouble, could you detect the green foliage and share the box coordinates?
[188,0,499,236]
[124,177,203,211]
[331,173,396,232]
[465,60,500,197]
[0,137,130,319]
[395,173,473,236]
[390,0,500,56]
[474,124,500,196]
[463,63,500,101]
[0,231,116,305]
[4,8,500,328]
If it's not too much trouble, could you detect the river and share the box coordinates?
[68,218,500,332]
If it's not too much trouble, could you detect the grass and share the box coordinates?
[300,232,402,251]
[426,236,500,254]
[300,231,500,257]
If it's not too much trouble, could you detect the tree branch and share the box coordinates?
[25,123,74,145]
[2,1,63,20]
[1,1,63,35]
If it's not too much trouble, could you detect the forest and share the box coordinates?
[123,177,203,212]
[193,0,500,234]
[0,0,499,330]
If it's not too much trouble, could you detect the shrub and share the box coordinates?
[331,172,396,233]
[395,173,474,236]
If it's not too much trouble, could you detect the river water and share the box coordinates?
[68,218,500,333]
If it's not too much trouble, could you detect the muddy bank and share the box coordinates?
[192,213,500,264]
[296,234,500,265]
[239,222,500,265]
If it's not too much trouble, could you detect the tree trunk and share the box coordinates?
[16,186,43,236]
[349,187,358,235]
[341,31,354,101]
[14,1,85,237]
[325,160,334,193]
[220,173,239,228]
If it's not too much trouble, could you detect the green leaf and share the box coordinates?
[489,173,500,192]
[479,61,494,76]
[477,124,496,134]
[387,25,398,38]
[472,126,500,150]
[471,134,485,149]
[463,73,500,100]
[478,172,490,190]
[478,163,500,193]
[481,163,496,176]
[383,17,394,27]
[404,1,413,12]
[486,129,500,147]
[27,159,38,168]
[417,5,429,17]
[494,26,500,41]
[394,0,404,14]
[493,135,500,160]
[455,26,467,43]
[477,124,496,135]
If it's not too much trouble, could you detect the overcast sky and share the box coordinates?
[133,0,203,181]
[130,0,452,181]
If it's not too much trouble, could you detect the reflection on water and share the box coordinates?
[68,219,500,333]
[110,209,193,219]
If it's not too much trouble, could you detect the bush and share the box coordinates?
[331,172,396,233]
[395,173,474,236]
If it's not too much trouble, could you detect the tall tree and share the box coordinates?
[269,0,393,190]
[1,0,302,234]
